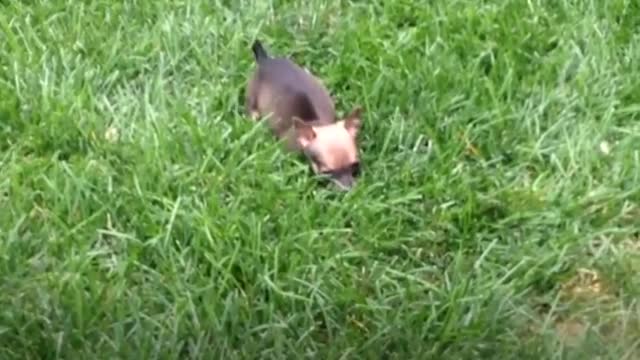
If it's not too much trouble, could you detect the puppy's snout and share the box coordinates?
[314,161,360,191]
[332,173,355,191]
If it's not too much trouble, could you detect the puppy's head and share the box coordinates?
[293,107,363,191]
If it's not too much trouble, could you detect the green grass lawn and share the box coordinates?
[1,0,639,358]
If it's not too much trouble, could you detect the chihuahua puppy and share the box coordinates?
[245,39,363,190]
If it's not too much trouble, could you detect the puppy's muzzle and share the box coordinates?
[321,161,360,191]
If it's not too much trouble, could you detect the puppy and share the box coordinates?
[245,39,363,190]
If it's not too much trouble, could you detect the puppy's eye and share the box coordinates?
[306,153,324,169]
[351,162,360,176]
[313,160,329,174]
[314,160,327,172]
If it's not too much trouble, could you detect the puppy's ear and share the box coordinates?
[293,117,316,148]
[343,106,363,138]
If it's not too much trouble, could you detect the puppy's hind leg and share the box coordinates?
[245,78,261,121]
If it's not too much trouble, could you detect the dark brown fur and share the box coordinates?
[246,43,335,128]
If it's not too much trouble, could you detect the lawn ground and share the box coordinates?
[1,0,639,358]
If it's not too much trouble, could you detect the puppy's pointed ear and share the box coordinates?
[293,117,316,148]
[343,106,363,137]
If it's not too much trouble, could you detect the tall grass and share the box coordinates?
[1,0,639,358]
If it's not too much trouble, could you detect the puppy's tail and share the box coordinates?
[251,40,270,63]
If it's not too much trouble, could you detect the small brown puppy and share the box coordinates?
[245,39,363,190]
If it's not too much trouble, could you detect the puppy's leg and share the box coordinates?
[245,78,261,121]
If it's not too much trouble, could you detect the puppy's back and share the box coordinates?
[247,41,336,127]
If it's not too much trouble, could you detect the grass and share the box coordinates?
[1,0,639,358]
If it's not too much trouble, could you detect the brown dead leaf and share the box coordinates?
[560,268,611,301]
[459,132,480,156]
[347,314,369,334]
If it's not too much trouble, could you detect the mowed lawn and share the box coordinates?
[1,0,639,358]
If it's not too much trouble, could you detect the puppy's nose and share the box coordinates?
[333,174,355,191]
